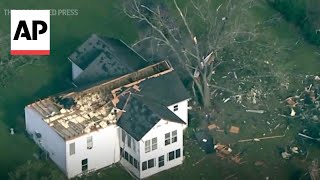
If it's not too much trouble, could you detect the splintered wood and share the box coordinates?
[229,126,240,134]
[208,123,219,130]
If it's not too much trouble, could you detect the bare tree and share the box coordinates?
[122,0,288,108]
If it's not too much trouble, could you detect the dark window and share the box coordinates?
[165,133,170,145]
[120,147,123,157]
[142,161,147,171]
[122,130,126,143]
[158,155,164,167]
[125,151,128,160]
[81,159,88,172]
[129,155,133,165]
[168,151,175,161]
[173,105,178,111]
[127,135,131,148]
[134,159,138,168]
[176,149,181,158]
[148,159,155,168]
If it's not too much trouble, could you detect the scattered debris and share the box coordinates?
[291,147,299,154]
[208,123,219,130]
[254,160,264,166]
[214,143,232,158]
[238,134,285,143]
[192,156,206,166]
[246,110,265,114]
[223,98,231,103]
[231,154,242,164]
[229,126,240,134]
[10,128,14,135]
[285,97,298,107]
[274,123,280,130]
[224,174,237,180]
[290,108,296,117]
[298,133,320,142]
[309,159,319,180]
[281,151,291,159]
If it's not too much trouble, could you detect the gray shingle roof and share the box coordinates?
[69,34,149,86]
[116,93,185,140]
[138,71,190,106]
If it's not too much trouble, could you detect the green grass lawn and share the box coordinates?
[0,0,137,179]
[0,0,319,179]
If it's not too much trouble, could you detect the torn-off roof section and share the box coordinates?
[116,93,185,141]
[69,34,102,69]
[73,52,130,86]
[69,34,149,86]
[138,71,190,106]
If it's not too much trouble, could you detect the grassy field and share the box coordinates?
[0,0,319,180]
[0,0,137,179]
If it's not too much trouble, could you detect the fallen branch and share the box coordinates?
[238,134,285,143]
[224,173,237,180]
[192,156,206,166]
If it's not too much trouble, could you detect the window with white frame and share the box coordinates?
[172,130,177,143]
[81,158,88,172]
[145,140,151,153]
[165,130,178,146]
[168,149,181,161]
[173,104,178,111]
[122,149,139,170]
[158,155,164,167]
[152,137,157,150]
[148,159,155,168]
[87,136,93,149]
[142,158,155,171]
[69,142,75,155]
[165,133,170,145]
[142,161,147,171]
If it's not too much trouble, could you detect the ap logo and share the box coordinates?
[11,10,50,55]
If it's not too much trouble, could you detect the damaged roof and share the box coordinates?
[116,93,185,141]
[28,61,185,140]
[69,34,149,86]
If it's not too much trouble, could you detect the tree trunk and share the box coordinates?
[202,80,211,108]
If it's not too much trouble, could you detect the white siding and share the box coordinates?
[71,62,83,80]
[167,99,189,128]
[25,107,67,174]
[65,125,120,178]
[119,129,140,177]
[139,120,184,179]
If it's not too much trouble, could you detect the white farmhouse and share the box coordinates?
[25,34,190,179]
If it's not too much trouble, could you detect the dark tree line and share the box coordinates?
[267,0,320,46]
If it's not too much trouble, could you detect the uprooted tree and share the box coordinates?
[122,0,292,109]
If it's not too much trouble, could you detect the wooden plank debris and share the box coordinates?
[246,110,265,114]
[229,126,240,134]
